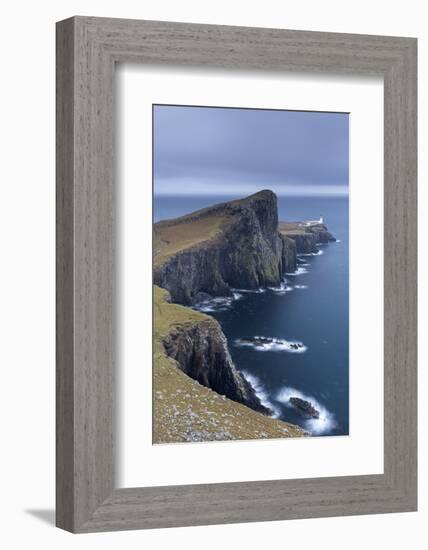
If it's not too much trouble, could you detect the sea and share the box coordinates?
[154,195,349,437]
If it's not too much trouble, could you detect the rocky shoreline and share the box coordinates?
[163,319,271,415]
[153,190,335,443]
[279,220,336,254]
[154,190,297,306]
[153,285,308,442]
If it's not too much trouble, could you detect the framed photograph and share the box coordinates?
[56,16,417,532]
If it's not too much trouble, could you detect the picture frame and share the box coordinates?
[56,16,417,533]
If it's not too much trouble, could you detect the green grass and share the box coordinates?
[154,215,230,267]
[278,221,307,235]
[153,285,308,443]
[152,192,309,442]
[153,285,210,337]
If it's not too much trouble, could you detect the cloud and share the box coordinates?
[154,105,349,197]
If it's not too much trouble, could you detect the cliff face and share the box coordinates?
[153,318,308,443]
[280,234,297,271]
[163,317,270,415]
[154,190,291,305]
[308,225,336,244]
[286,232,318,254]
[279,222,336,254]
[154,285,270,421]
[152,192,336,440]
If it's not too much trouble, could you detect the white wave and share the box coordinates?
[194,302,229,313]
[286,266,308,276]
[235,337,307,353]
[241,371,280,418]
[193,293,242,313]
[268,280,293,294]
[297,249,324,257]
[276,386,336,435]
[294,285,308,289]
[232,287,266,294]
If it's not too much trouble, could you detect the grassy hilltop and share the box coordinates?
[154,214,227,268]
[153,190,297,306]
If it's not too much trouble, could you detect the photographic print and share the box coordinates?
[152,105,349,444]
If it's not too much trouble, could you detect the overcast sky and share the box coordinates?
[153,105,349,197]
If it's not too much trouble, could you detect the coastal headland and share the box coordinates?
[153,190,335,443]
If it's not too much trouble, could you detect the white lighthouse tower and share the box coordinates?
[302,215,325,227]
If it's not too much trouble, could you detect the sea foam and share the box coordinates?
[286,266,308,276]
[268,280,293,294]
[241,371,280,418]
[276,386,336,435]
[193,293,242,313]
[231,287,266,294]
[235,337,307,353]
[297,249,324,257]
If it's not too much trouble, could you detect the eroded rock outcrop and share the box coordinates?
[289,397,320,419]
[152,192,336,432]
[163,316,270,415]
[154,190,294,305]
[279,222,336,254]
[280,234,297,272]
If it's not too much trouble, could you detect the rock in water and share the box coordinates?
[289,396,320,419]
[240,336,274,348]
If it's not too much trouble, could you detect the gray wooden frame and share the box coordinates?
[56,16,417,533]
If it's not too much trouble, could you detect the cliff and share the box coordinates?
[154,190,295,305]
[154,286,269,414]
[164,320,270,415]
[280,234,297,271]
[152,191,336,442]
[153,286,307,443]
[279,221,336,254]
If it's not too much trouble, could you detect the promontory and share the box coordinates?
[153,190,334,443]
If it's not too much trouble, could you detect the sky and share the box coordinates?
[153,105,349,197]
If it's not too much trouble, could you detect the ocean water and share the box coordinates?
[154,195,349,437]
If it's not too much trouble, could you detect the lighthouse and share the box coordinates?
[319,215,324,224]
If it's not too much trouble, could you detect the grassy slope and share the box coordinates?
[154,214,230,267]
[278,221,307,236]
[153,286,307,443]
[153,191,274,267]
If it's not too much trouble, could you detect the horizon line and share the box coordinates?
[154,190,349,198]
[153,181,348,198]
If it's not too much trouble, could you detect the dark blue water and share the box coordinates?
[154,195,349,437]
